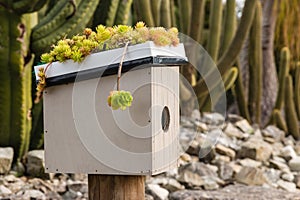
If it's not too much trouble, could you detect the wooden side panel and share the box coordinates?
[151,66,180,174]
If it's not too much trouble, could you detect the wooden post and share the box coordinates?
[88,175,145,200]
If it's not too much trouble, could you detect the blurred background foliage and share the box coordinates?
[0,0,299,161]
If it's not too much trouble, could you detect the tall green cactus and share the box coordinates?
[295,62,300,119]
[0,1,47,160]
[248,1,262,124]
[275,47,290,110]
[206,0,222,62]
[285,75,300,140]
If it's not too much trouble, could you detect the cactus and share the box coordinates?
[193,0,257,98]
[274,47,290,110]
[133,0,154,27]
[190,0,206,42]
[160,0,171,28]
[31,0,100,58]
[202,67,238,111]
[178,0,191,35]
[234,59,251,122]
[272,109,288,133]
[219,0,236,57]
[0,3,45,160]
[114,0,133,25]
[248,1,262,124]
[151,0,162,25]
[206,0,222,62]
[295,62,300,119]
[284,75,300,140]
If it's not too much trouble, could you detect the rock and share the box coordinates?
[145,194,154,200]
[199,146,216,164]
[191,109,201,121]
[186,140,200,156]
[264,168,281,186]
[217,162,233,181]
[280,145,297,161]
[201,112,225,125]
[277,180,297,192]
[213,155,231,163]
[26,150,47,178]
[239,158,262,168]
[288,156,300,171]
[20,189,46,200]
[68,181,88,194]
[0,185,12,195]
[269,159,290,173]
[294,175,300,188]
[224,123,244,139]
[180,117,194,129]
[178,162,223,188]
[180,153,192,163]
[262,125,285,142]
[281,173,294,182]
[215,144,236,159]
[194,121,209,132]
[0,147,14,174]
[235,167,267,186]
[235,119,254,134]
[146,184,169,200]
[169,184,300,200]
[228,162,242,174]
[163,179,185,192]
[238,138,272,162]
[227,114,245,123]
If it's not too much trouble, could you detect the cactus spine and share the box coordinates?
[248,1,262,124]
[284,75,300,140]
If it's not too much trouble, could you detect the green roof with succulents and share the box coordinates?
[40,22,180,63]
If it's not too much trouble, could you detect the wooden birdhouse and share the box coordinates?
[34,41,187,175]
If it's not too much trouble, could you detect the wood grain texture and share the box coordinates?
[88,175,145,200]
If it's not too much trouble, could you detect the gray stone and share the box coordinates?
[239,158,262,168]
[186,140,200,156]
[191,109,201,121]
[145,194,154,200]
[201,112,225,125]
[0,185,12,195]
[218,162,233,181]
[262,125,285,142]
[235,119,254,134]
[0,147,14,174]
[235,166,267,186]
[26,150,47,178]
[146,184,169,200]
[264,168,281,186]
[215,144,236,159]
[288,156,300,171]
[163,179,184,192]
[269,159,290,173]
[238,138,272,162]
[224,123,244,139]
[294,175,300,188]
[280,145,297,161]
[281,173,294,182]
[277,180,297,192]
[194,121,209,132]
[178,162,223,187]
[169,184,300,200]
[21,189,46,200]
